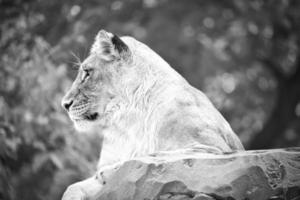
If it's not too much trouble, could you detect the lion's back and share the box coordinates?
[152,83,244,153]
[120,36,244,153]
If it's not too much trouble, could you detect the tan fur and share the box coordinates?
[61,30,244,200]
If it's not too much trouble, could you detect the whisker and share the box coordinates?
[70,51,82,63]
[68,51,83,69]
[66,61,81,70]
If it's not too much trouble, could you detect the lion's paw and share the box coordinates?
[97,162,122,185]
[62,184,86,200]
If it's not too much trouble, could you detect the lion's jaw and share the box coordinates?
[63,93,111,133]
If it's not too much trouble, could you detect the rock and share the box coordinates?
[94,148,300,200]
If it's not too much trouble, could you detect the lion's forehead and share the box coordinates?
[80,36,156,71]
[81,54,101,69]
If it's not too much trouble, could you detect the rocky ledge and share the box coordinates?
[94,148,300,200]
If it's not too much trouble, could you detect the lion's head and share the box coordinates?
[62,29,183,133]
[61,30,137,132]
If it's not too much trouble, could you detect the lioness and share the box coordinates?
[61,30,244,200]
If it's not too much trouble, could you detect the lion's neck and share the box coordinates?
[98,79,184,168]
[98,118,156,168]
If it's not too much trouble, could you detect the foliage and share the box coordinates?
[0,0,300,199]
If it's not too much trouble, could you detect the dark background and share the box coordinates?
[1,0,300,199]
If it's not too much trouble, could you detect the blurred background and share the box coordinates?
[0,0,300,199]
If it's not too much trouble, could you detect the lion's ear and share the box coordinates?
[91,30,131,62]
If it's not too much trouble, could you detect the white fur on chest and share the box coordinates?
[97,121,156,169]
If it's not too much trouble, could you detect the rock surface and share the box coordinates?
[95,148,300,200]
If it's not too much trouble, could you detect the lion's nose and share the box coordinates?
[62,99,73,111]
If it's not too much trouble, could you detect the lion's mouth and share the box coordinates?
[68,102,99,122]
[71,112,99,122]
[83,112,99,121]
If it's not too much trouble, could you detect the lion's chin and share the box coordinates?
[71,113,99,132]
[71,112,110,133]
[73,119,99,133]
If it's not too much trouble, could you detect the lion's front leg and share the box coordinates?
[62,176,103,200]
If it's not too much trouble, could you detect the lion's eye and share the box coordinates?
[81,69,91,82]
